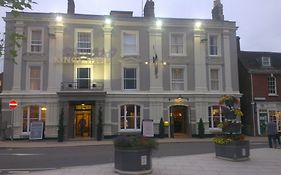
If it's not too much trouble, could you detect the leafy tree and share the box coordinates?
[0,0,37,60]
[198,118,205,138]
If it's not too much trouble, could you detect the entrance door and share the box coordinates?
[170,105,189,138]
[75,110,91,137]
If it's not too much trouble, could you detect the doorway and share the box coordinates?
[170,105,189,138]
[74,104,92,137]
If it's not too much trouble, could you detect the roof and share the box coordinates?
[238,51,281,73]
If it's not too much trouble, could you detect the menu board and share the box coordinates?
[29,121,44,140]
[142,119,154,137]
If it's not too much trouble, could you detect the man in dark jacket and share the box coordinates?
[267,119,277,148]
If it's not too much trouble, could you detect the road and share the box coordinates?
[0,141,267,173]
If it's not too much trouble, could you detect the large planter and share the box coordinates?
[215,140,250,161]
[222,123,241,134]
[114,147,152,175]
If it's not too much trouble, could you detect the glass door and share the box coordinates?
[77,68,90,89]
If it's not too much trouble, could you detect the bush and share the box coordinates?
[114,135,158,150]
[57,108,64,142]
[97,107,103,141]
[198,118,205,138]
[159,118,165,138]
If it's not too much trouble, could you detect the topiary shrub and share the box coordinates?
[198,118,205,138]
[159,118,165,138]
[57,108,64,142]
[97,107,103,141]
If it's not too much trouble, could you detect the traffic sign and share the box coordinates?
[9,100,18,109]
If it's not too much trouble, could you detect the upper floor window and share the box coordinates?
[27,64,42,91]
[209,67,222,91]
[170,33,186,56]
[28,28,43,53]
[209,105,224,129]
[120,104,141,131]
[74,65,94,89]
[170,66,186,90]
[268,75,277,95]
[208,34,220,56]
[75,29,93,54]
[262,57,271,67]
[123,67,137,90]
[122,31,139,56]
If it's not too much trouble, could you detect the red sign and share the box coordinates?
[9,100,18,109]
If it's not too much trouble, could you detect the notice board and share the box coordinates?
[29,121,44,140]
[142,119,154,137]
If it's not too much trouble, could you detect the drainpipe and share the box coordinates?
[250,73,256,136]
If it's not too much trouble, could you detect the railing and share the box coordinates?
[61,81,104,91]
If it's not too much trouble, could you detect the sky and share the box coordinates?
[0,0,281,72]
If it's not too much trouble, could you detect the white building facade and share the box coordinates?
[1,0,240,139]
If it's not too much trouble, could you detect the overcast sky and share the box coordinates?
[0,0,281,71]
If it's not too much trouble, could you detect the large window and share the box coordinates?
[22,105,46,133]
[77,67,91,89]
[75,29,93,54]
[28,28,43,53]
[28,65,41,90]
[122,31,139,56]
[170,33,185,56]
[268,76,277,95]
[209,34,219,56]
[208,105,224,129]
[120,104,141,131]
[210,69,219,90]
[123,67,137,90]
[171,67,185,90]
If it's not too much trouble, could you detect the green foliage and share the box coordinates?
[158,118,165,138]
[57,108,64,142]
[198,118,205,138]
[97,107,103,141]
[114,135,158,150]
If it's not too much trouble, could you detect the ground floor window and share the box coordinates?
[22,105,46,133]
[258,109,281,134]
[208,105,224,129]
[120,104,141,131]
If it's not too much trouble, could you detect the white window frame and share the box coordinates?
[208,33,221,57]
[208,66,222,91]
[208,105,225,129]
[74,64,94,89]
[74,29,94,55]
[268,75,277,96]
[169,32,186,56]
[121,30,139,56]
[119,104,142,132]
[26,62,43,91]
[27,27,44,53]
[122,64,139,90]
[262,56,271,67]
[22,105,46,134]
[170,65,187,91]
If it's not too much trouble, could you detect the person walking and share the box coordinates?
[79,118,86,137]
[267,118,278,148]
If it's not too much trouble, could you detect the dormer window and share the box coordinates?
[262,56,271,67]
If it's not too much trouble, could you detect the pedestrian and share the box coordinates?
[267,118,277,148]
[79,118,86,137]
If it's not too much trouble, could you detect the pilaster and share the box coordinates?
[223,30,233,92]
[103,25,113,91]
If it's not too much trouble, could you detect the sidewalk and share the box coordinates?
[0,136,267,148]
[5,148,281,175]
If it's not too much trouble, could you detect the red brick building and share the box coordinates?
[238,51,281,136]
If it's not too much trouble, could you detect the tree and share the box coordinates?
[57,108,64,142]
[0,0,37,59]
[198,118,205,138]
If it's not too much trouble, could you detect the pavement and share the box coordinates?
[1,137,281,175]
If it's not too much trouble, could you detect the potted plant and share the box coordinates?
[213,95,250,161]
[114,134,158,175]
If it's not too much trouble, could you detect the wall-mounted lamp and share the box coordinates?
[56,15,63,22]
[41,106,47,111]
[156,19,163,28]
[105,18,112,25]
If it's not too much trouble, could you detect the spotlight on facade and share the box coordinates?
[156,20,162,28]
[41,106,47,111]
[194,21,202,29]
[145,61,149,65]
[56,15,63,22]
[105,18,112,25]
[163,62,167,65]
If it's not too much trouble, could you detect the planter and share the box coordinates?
[114,147,152,175]
[215,140,250,161]
[222,123,241,134]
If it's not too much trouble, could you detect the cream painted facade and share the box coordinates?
[1,3,240,139]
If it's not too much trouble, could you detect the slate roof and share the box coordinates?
[238,51,281,73]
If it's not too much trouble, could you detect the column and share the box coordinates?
[194,30,208,91]
[12,21,24,92]
[103,25,113,91]
[223,30,233,92]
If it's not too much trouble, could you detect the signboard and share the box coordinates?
[29,121,44,140]
[9,100,18,109]
[142,119,154,137]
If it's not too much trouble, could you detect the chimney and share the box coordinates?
[212,0,224,21]
[144,0,155,18]
[67,0,75,14]
[236,36,241,53]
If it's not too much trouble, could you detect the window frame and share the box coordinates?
[121,30,139,56]
[262,56,271,67]
[74,29,94,55]
[119,104,142,132]
[122,64,139,90]
[27,27,44,53]
[208,33,221,57]
[208,105,225,130]
[208,66,222,91]
[169,32,186,56]
[22,105,46,134]
[74,64,94,89]
[268,75,277,96]
[26,63,43,91]
[170,65,187,91]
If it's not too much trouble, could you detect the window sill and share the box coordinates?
[268,94,279,97]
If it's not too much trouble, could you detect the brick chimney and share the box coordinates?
[144,0,155,18]
[212,0,224,21]
[67,0,75,14]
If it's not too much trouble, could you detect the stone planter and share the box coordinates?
[215,140,250,161]
[114,147,152,175]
